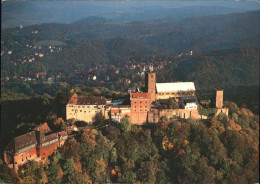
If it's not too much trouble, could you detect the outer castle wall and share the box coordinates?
[148,108,207,123]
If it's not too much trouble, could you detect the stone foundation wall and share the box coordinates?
[147,108,207,123]
[13,149,38,172]
[216,108,229,117]
[130,112,148,124]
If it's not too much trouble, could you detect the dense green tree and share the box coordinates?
[62,158,74,175]
[120,116,132,132]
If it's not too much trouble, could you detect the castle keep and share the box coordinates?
[66,65,228,124]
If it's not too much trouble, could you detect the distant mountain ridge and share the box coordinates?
[144,10,260,52]
[2,1,260,28]
[72,17,108,25]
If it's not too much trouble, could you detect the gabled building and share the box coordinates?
[4,123,67,172]
[66,94,109,123]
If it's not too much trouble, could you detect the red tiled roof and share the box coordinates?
[111,109,120,113]
[131,93,150,99]
[67,94,78,104]
[112,105,131,108]
[58,131,67,137]
[33,123,51,133]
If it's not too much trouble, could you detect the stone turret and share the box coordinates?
[145,64,156,102]
[215,89,223,109]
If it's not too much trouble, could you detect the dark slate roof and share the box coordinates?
[111,105,131,108]
[77,96,106,105]
[67,94,107,105]
[12,131,37,153]
[180,96,198,105]
[42,134,58,143]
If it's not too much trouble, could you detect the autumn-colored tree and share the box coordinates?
[54,117,66,130]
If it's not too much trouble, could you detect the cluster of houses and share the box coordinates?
[72,61,171,83]
[2,41,190,86]
[1,42,63,67]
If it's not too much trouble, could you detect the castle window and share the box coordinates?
[134,102,137,104]
[22,158,23,161]
[82,106,85,108]
[166,93,169,95]
[72,109,74,111]
[84,111,86,113]
[140,101,142,104]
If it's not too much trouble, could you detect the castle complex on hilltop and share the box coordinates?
[66,65,228,124]
[3,65,229,173]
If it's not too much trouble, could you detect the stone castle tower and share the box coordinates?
[145,65,156,102]
[215,90,223,109]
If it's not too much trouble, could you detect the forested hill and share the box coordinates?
[1,99,259,183]
[144,10,260,52]
[2,10,259,52]
[156,48,259,89]
[1,10,259,91]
